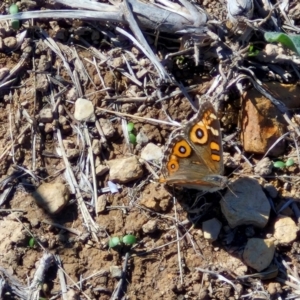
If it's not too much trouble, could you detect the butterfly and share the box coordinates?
[159,101,227,192]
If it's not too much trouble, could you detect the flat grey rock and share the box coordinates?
[220,178,270,228]
[243,238,275,272]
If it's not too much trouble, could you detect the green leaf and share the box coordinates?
[122,234,137,245]
[108,237,121,248]
[9,4,19,14]
[285,158,295,167]
[129,133,136,144]
[127,122,134,133]
[264,32,300,56]
[248,44,260,57]
[273,161,285,169]
[9,4,20,30]
[11,20,20,30]
[29,237,35,248]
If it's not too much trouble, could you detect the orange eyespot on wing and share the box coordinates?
[172,140,191,157]
[167,157,179,173]
[189,122,208,145]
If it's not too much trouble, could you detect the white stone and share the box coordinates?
[108,156,143,183]
[74,98,95,122]
[110,266,122,278]
[65,289,78,300]
[203,218,222,242]
[136,131,149,145]
[141,143,163,162]
[39,107,53,123]
[221,178,270,228]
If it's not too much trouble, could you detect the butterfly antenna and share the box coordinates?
[225,183,237,198]
[192,191,208,207]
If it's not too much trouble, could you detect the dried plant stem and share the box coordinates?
[173,195,184,284]
[97,107,179,126]
[56,128,100,240]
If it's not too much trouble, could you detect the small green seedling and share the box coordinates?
[9,4,20,30]
[248,44,260,57]
[273,161,285,169]
[122,234,137,246]
[109,236,122,249]
[285,158,295,167]
[128,133,136,144]
[273,158,295,169]
[127,122,134,133]
[28,237,35,248]
[108,235,137,250]
[127,122,136,144]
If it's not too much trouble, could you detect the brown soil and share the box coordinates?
[1,0,300,299]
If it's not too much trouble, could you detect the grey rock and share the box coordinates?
[221,178,270,228]
[264,184,278,199]
[203,218,222,242]
[140,143,163,162]
[254,157,273,176]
